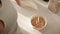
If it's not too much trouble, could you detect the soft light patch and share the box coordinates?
[20,0,38,10]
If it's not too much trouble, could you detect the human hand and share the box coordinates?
[0,20,5,32]
[15,0,20,5]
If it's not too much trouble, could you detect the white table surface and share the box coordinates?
[11,0,60,34]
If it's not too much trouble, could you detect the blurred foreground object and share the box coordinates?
[48,0,60,13]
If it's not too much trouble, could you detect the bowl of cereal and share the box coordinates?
[31,14,47,30]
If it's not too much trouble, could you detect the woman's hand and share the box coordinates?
[0,20,5,32]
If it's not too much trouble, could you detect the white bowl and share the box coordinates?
[31,14,47,30]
